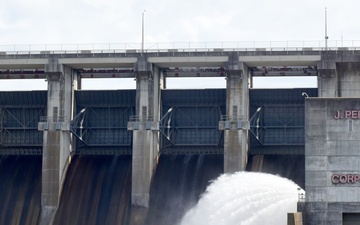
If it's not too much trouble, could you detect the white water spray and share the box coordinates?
[180,172,303,225]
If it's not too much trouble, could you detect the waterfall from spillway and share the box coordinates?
[180,172,302,225]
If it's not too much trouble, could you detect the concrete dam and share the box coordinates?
[0,46,359,224]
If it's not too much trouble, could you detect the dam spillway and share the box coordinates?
[0,87,313,224]
[1,47,360,224]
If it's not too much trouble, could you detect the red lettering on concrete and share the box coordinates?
[334,111,341,119]
[334,110,360,119]
[331,174,339,184]
[352,111,358,119]
[332,174,360,184]
[345,111,351,118]
[339,175,347,183]
[355,175,360,182]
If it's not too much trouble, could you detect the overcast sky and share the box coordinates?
[1,0,359,44]
[0,0,358,90]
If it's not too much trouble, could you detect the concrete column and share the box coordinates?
[220,54,249,173]
[128,56,161,208]
[39,58,75,225]
[160,68,166,90]
[317,57,338,97]
[73,70,81,90]
[336,62,360,97]
[318,53,360,97]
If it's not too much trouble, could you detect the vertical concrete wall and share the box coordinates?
[311,54,360,224]
[39,59,74,225]
[305,98,360,225]
[318,54,360,98]
[337,62,360,97]
[317,58,338,97]
[130,57,161,208]
[223,56,249,173]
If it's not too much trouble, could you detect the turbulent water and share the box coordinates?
[180,172,302,225]
[0,154,303,225]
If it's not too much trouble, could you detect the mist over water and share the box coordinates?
[180,172,301,225]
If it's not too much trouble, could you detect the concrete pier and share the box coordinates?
[129,57,161,207]
[222,54,249,173]
[39,59,77,224]
[317,57,337,97]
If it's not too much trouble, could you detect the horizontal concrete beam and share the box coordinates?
[58,57,137,69]
[0,72,46,79]
[240,55,321,67]
[148,56,228,67]
[79,72,135,78]
[0,59,48,69]
[0,53,338,72]
[165,71,225,77]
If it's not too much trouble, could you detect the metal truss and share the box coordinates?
[0,106,44,147]
[159,105,224,149]
[70,105,134,148]
[249,104,305,146]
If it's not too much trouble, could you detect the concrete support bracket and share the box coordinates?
[127,121,159,130]
[219,120,249,130]
[317,55,336,70]
[38,122,70,131]
[226,52,244,71]
[45,58,64,81]
[135,56,153,79]
[317,69,336,78]
[317,57,336,78]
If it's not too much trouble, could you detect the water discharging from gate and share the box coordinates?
[180,172,302,225]
[0,155,41,225]
[0,154,302,225]
[54,154,223,225]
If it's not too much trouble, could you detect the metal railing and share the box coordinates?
[1,40,360,55]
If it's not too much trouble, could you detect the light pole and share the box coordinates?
[325,7,329,50]
[142,10,146,55]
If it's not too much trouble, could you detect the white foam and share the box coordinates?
[180,171,303,225]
